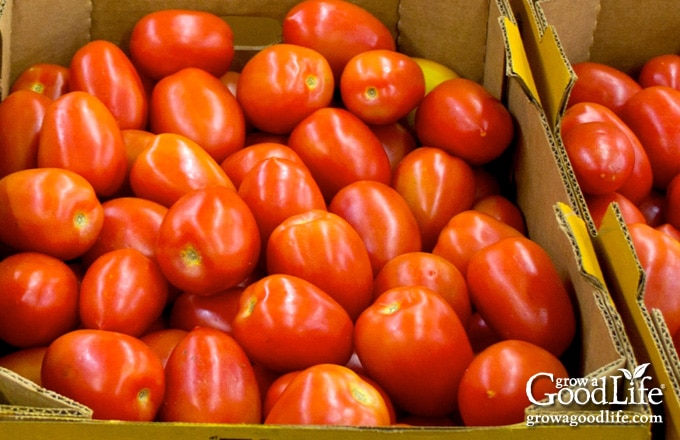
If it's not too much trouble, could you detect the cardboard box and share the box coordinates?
[0,0,652,438]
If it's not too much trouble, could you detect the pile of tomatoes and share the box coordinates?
[0,0,578,428]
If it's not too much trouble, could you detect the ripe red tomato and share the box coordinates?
[638,190,667,227]
[231,274,354,372]
[414,78,514,166]
[116,129,157,196]
[340,49,425,125]
[220,142,306,189]
[0,168,104,260]
[139,328,188,369]
[467,312,500,353]
[159,326,261,423]
[282,0,396,80]
[458,340,568,426]
[237,44,334,134]
[156,185,260,296]
[586,192,646,228]
[392,147,476,251]
[168,287,244,334]
[288,107,392,200]
[10,63,70,100]
[129,9,234,80]
[639,54,680,90]
[263,370,300,419]
[0,90,51,178]
[665,174,680,230]
[0,346,47,386]
[472,194,527,234]
[657,223,680,242]
[150,67,245,162]
[0,252,79,348]
[41,329,165,421]
[567,61,642,116]
[267,209,373,321]
[369,122,417,170]
[265,363,391,426]
[38,91,128,197]
[354,285,473,416]
[69,40,148,130]
[466,236,576,356]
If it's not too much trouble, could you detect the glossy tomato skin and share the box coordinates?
[41,329,165,421]
[0,346,47,386]
[458,340,568,426]
[129,9,234,80]
[221,142,306,189]
[666,174,680,230]
[0,168,104,260]
[168,287,244,334]
[567,61,642,116]
[472,194,527,234]
[369,122,417,170]
[10,63,70,100]
[414,78,514,166]
[354,285,473,417]
[639,54,680,90]
[231,274,354,372]
[38,91,128,197]
[0,252,79,348]
[466,236,576,357]
[237,44,334,134]
[69,40,148,130]
[139,328,188,369]
[156,185,260,296]
[150,67,245,162]
[586,192,646,228]
[159,327,261,423]
[263,370,300,419]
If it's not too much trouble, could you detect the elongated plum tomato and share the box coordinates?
[639,54,680,90]
[567,61,642,116]
[10,63,70,100]
[220,142,306,189]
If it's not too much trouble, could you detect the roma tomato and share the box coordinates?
[369,122,417,170]
[458,340,568,426]
[639,54,680,90]
[10,63,69,100]
[282,0,396,80]
[340,49,425,125]
[586,192,646,228]
[0,90,51,178]
[168,287,244,334]
[129,9,234,80]
[263,370,300,419]
[129,133,234,207]
[159,327,261,423]
[69,40,148,130]
[221,142,306,189]
[330,180,421,276]
[156,185,260,296]
[41,329,165,421]
[38,91,128,197]
[567,61,642,116]
[0,252,79,348]
[0,168,104,260]
[0,346,47,386]
[414,78,514,166]
[288,107,392,201]
[472,194,527,234]
[466,236,576,356]
[150,67,245,162]
[139,328,188,369]
[354,285,473,416]
[267,209,373,321]
[265,363,390,426]
[392,147,476,251]
[638,190,667,227]
[666,174,680,230]
[237,44,334,134]
[231,274,354,372]
[467,312,500,354]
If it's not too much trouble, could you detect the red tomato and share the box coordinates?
[168,288,244,334]
[466,236,576,356]
[265,363,390,426]
[267,209,373,320]
[638,190,667,227]
[567,61,642,116]
[79,249,169,337]
[666,174,680,230]
[237,44,334,134]
[129,133,234,207]
[340,49,425,125]
[156,185,260,296]
[0,168,104,260]
[282,0,396,80]
[116,129,157,196]
[0,252,79,348]
[467,312,500,353]
[0,346,47,386]
[263,370,300,418]
[472,194,527,234]
[414,78,514,166]
[288,107,392,200]
[150,67,245,162]
[219,70,240,97]
[354,285,473,416]
[231,274,354,372]
[0,90,51,178]
[139,329,187,369]
[392,147,476,251]
[220,142,306,188]
[373,251,471,327]
[639,54,680,91]
[10,63,69,100]
[657,223,680,242]
[129,9,234,80]
[41,329,165,421]
[586,192,646,228]
[369,122,417,170]
[159,327,261,423]
[458,340,568,426]
[37,91,128,197]
[329,180,422,275]
[69,40,148,130]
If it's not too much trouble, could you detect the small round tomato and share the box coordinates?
[168,287,244,334]
[237,43,334,134]
[41,329,165,421]
[586,192,646,228]
[458,340,568,426]
[159,327,261,423]
[414,78,514,166]
[0,346,47,386]
[639,54,680,90]
[340,50,425,125]
[369,122,417,170]
[472,194,527,234]
[0,252,79,348]
[567,61,642,116]
[129,9,234,80]
[265,363,391,426]
[10,63,70,100]
[220,142,306,189]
